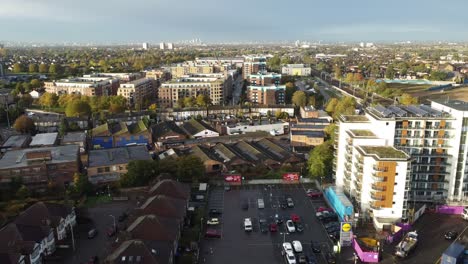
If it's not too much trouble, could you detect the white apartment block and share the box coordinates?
[281,64,312,76]
[117,78,154,105]
[335,100,468,228]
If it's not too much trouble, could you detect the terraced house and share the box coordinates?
[91,121,152,149]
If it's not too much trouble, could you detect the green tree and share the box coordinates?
[13,115,36,134]
[285,82,296,104]
[385,65,395,79]
[65,100,91,117]
[429,71,448,81]
[400,93,418,105]
[275,111,289,119]
[49,64,62,75]
[73,173,92,195]
[196,94,211,107]
[28,63,38,73]
[120,160,158,187]
[333,65,342,79]
[17,94,33,108]
[291,91,308,107]
[307,141,334,180]
[12,63,23,73]
[59,118,69,136]
[333,96,356,119]
[16,185,30,199]
[30,79,42,89]
[325,98,339,113]
[39,92,59,108]
[183,97,196,107]
[39,63,48,73]
[267,55,281,71]
[177,155,205,182]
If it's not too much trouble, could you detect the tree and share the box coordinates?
[333,65,342,79]
[177,98,185,108]
[324,123,337,142]
[28,63,38,73]
[325,98,339,113]
[333,96,356,119]
[285,82,296,104]
[39,92,59,108]
[267,55,281,71]
[400,93,418,105]
[307,141,334,180]
[196,94,211,107]
[148,103,157,112]
[292,91,308,107]
[59,118,69,136]
[385,65,395,79]
[429,71,448,81]
[120,160,158,187]
[73,173,92,195]
[39,63,48,73]
[275,111,289,119]
[30,79,42,88]
[308,96,316,108]
[17,94,33,108]
[49,64,62,75]
[13,115,35,134]
[16,185,30,199]
[177,155,205,182]
[65,100,91,117]
[12,63,23,73]
[183,97,195,107]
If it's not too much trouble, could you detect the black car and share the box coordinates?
[311,241,321,253]
[325,252,337,264]
[118,212,128,222]
[445,230,458,240]
[328,232,339,243]
[305,254,317,264]
[259,219,268,233]
[326,225,340,233]
[241,201,249,210]
[324,221,339,229]
[280,200,288,209]
[209,209,222,216]
[295,221,304,232]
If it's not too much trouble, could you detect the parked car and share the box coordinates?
[286,220,296,232]
[209,209,222,216]
[118,212,128,222]
[445,230,458,240]
[258,199,265,209]
[316,206,330,213]
[275,214,284,224]
[311,241,321,253]
[326,225,340,233]
[282,242,293,254]
[295,221,304,232]
[242,200,249,210]
[287,198,294,208]
[306,254,317,264]
[292,240,303,253]
[269,223,278,232]
[325,251,337,264]
[87,228,98,239]
[291,214,301,222]
[205,229,221,238]
[324,222,340,230]
[297,254,307,264]
[259,219,268,233]
[244,218,253,232]
[285,251,297,264]
[207,218,220,225]
[280,199,288,209]
[306,189,323,198]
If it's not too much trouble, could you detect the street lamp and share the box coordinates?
[280,232,289,243]
[109,215,116,232]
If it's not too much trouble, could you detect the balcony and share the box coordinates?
[344,171,351,180]
[345,163,352,171]
[354,162,363,172]
[372,174,387,182]
[354,180,362,190]
[371,183,386,192]
[370,192,386,201]
[373,166,387,172]
[370,201,384,210]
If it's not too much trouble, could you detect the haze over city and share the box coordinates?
[2,0,468,43]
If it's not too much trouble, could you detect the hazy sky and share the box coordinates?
[1,0,468,43]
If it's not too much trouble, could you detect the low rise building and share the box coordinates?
[247,85,286,105]
[30,132,58,147]
[61,132,86,153]
[290,130,325,147]
[87,146,151,184]
[0,145,80,189]
[44,76,119,96]
[224,120,289,135]
[1,134,31,152]
[151,121,188,150]
[181,119,219,139]
[91,121,152,149]
[104,239,165,264]
[281,64,312,76]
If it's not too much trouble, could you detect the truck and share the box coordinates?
[442,243,465,264]
[395,231,418,258]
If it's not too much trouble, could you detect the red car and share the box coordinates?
[307,189,323,198]
[316,206,331,213]
[269,223,278,232]
[291,214,301,223]
[205,229,221,238]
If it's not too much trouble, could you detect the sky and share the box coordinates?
[1,0,468,43]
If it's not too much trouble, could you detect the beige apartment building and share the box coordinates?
[117,78,154,106]
[44,77,119,96]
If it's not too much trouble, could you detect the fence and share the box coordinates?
[352,238,379,263]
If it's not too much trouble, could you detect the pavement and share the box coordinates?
[50,200,135,264]
[200,184,335,264]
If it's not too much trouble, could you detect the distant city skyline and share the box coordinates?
[1,0,468,43]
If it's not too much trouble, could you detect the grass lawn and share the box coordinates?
[84,195,112,207]
[29,104,65,113]
[386,83,433,94]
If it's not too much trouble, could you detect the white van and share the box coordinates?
[462,208,468,220]
[258,199,265,209]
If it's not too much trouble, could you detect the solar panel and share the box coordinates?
[419,105,443,117]
[388,106,407,117]
[374,105,393,117]
[405,105,428,117]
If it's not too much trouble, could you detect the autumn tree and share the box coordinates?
[65,100,91,117]
[38,92,59,108]
[292,91,308,107]
[39,64,48,73]
[196,94,211,107]
[13,115,36,134]
[12,63,23,73]
[400,93,418,105]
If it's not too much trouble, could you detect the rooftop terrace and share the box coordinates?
[358,146,409,160]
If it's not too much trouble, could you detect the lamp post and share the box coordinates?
[109,215,116,232]
[280,232,289,243]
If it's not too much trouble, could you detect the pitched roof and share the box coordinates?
[0,145,78,170]
[182,119,216,136]
[126,215,179,242]
[190,145,221,163]
[128,120,148,134]
[105,240,159,264]
[15,202,71,229]
[89,146,151,167]
[0,224,39,256]
[137,195,186,219]
[148,180,190,200]
[92,123,111,136]
[151,121,187,139]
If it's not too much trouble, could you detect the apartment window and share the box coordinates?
[97,168,104,173]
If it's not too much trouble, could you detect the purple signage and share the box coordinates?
[352,239,379,263]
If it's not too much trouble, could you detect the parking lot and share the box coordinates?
[200,183,336,264]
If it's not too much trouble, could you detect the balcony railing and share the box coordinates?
[372,175,387,182]
[370,192,385,201]
[373,166,387,172]
[371,184,386,192]
[370,202,383,210]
